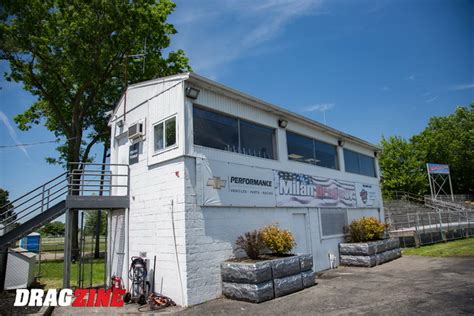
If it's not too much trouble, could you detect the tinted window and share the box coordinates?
[287,131,338,169]
[193,106,276,159]
[314,140,338,169]
[359,154,376,177]
[287,132,314,164]
[240,120,275,159]
[344,149,376,177]
[193,107,238,151]
[343,149,359,174]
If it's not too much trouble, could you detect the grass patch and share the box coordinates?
[38,258,106,289]
[403,237,474,257]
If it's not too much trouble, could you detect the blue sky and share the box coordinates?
[0,0,473,198]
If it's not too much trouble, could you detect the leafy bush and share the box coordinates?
[261,224,296,255]
[235,230,265,259]
[345,217,388,242]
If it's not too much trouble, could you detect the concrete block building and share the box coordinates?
[108,73,383,306]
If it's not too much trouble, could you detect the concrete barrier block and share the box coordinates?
[273,273,303,298]
[222,280,274,303]
[221,261,272,284]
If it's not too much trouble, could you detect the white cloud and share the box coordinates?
[406,74,415,81]
[425,96,438,103]
[449,83,474,91]
[171,0,325,78]
[304,103,335,112]
[381,86,391,91]
[0,110,31,160]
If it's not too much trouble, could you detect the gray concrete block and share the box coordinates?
[222,280,274,303]
[299,254,313,272]
[301,270,316,288]
[221,261,272,284]
[273,273,303,298]
[271,256,301,278]
[340,254,377,267]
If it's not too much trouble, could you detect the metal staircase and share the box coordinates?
[0,172,69,248]
[0,162,130,290]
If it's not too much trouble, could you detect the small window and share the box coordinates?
[154,116,177,152]
[287,131,338,169]
[344,149,376,177]
[320,209,347,237]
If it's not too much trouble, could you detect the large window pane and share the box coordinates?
[344,148,376,177]
[154,122,164,152]
[165,117,176,147]
[193,107,238,151]
[240,120,274,159]
[314,140,338,169]
[344,149,359,174]
[359,154,376,177]
[287,132,314,164]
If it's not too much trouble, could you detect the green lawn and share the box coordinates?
[403,237,474,257]
[38,258,106,289]
[40,236,106,253]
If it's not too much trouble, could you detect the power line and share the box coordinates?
[0,139,60,148]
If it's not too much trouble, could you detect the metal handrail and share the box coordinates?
[0,162,130,234]
[0,172,67,214]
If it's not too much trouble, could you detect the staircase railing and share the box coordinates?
[0,162,130,237]
[0,172,69,233]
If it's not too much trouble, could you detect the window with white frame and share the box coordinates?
[154,116,177,152]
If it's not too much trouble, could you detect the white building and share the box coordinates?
[108,73,383,306]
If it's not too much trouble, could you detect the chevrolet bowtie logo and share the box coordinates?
[207,177,227,189]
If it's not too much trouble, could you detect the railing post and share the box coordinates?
[41,184,45,213]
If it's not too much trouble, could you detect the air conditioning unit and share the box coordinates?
[128,122,144,139]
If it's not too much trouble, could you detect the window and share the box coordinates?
[320,209,347,237]
[287,131,338,169]
[193,107,238,151]
[240,120,275,159]
[344,148,376,177]
[154,116,177,152]
[193,106,275,159]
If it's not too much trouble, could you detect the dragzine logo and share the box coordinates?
[14,288,126,307]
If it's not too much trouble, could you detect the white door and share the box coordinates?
[292,213,309,254]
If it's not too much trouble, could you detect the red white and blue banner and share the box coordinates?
[427,163,450,174]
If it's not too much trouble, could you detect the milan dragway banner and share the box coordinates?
[275,171,356,208]
[427,163,450,175]
[199,159,380,208]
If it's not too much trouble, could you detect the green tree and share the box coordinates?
[39,221,65,237]
[0,188,16,225]
[0,0,191,257]
[378,136,427,198]
[84,211,107,236]
[412,104,474,194]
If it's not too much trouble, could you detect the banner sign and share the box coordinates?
[275,171,356,207]
[199,159,380,208]
[201,159,275,207]
[355,183,380,208]
[427,163,450,174]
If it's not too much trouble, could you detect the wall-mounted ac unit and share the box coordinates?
[128,122,144,139]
